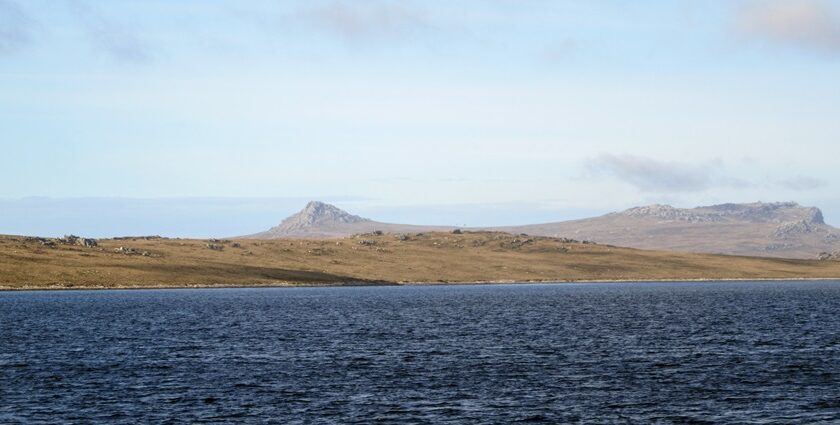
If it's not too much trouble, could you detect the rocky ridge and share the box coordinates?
[620,202,824,225]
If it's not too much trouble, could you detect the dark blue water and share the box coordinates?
[2,281,840,423]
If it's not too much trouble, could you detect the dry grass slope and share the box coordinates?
[2,232,840,290]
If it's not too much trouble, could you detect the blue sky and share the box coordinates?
[2,0,840,236]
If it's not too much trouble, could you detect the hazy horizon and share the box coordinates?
[2,196,840,239]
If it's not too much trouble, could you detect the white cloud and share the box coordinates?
[737,0,840,53]
[586,154,723,193]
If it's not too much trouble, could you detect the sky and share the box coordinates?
[2,0,840,237]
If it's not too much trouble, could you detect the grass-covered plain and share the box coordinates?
[2,232,840,290]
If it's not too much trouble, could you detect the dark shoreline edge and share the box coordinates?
[3,277,840,292]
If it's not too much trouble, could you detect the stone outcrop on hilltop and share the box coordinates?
[267,201,369,233]
[244,201,456,239]
[620,204,722,222]
[818,251,840,261]
[249,201,374,238]
[620,202,824,225]
[619,202,838,244]
[704,202,817,222]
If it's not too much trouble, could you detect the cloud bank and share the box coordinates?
[587,154,719,193]
[777,175,828,190]
[737,0,840,53]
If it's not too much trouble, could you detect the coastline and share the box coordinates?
[3,277,840,292]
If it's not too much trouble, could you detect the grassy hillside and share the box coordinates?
[2,232,840,290]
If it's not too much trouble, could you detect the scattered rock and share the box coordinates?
[773,220,816,239]
[499,237,535,249]
[358,239,376,246]
[231,242,241,248]
[818,251,840,261]
[26,235,97,248]
[58,235,80,245]
[765,243,794,251]
[58,235,97,246]
[396,234,409,241]
[452,229,463,234]
[78,238,98,248]
[308,247,333,256]
[206,243,224,251]
[115,247,151,256]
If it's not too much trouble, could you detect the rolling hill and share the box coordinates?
[245,201,840,259]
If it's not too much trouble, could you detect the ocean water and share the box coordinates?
[2,281,840,423]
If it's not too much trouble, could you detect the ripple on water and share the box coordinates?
[2,281,840,423]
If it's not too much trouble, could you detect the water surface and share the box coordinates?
[2,281,840,423]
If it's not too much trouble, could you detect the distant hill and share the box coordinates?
[245,201,451,239]
[244,201,840,259]
[496,202,840,259]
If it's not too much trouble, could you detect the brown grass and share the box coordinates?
[1,232,839,290]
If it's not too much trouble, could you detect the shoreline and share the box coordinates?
[3,277,840,292]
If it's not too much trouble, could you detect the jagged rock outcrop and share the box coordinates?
[619,202,824,225]
[26,235,98,248]
[257,201,370,237]
[243,201,456,239]
[620,204,721,222]
[773,220,817,239]
[818,251,840,261]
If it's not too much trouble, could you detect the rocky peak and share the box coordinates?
[295,201,367,225]
[268,201,369,233]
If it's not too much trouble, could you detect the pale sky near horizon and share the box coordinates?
[2,0,840,236]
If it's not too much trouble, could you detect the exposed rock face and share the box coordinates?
[773,220,817,239]
[27,235,97,248]
[620,202,824,225]
[77,237,98,248]
[620,204,721,222]
[267,201,369,234]
[244,201,453,239]
[818,251,840,261]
